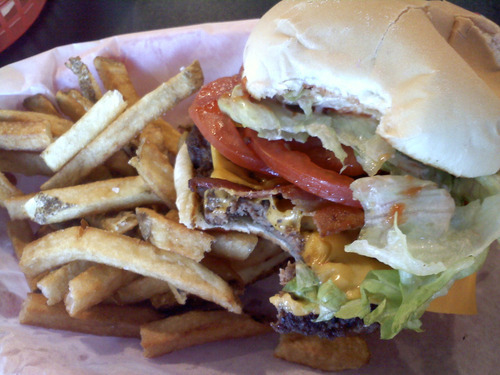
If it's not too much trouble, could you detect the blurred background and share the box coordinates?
[1,0,499,68]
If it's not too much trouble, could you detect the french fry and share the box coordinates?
[65,57,102,102]
[6,219,33,259]
[0,150,52,176]
[41,60,203,190]
[41,90,127,172]
[20,293,164,338]
[85,211,138,234]
[0,120,52,151]
[103,149,136,177]
[114,276,172,304]
[136,207,213,262]
[3,193,33,221]
[94,56,181,154]
[20,176,162,224]
[37,260,93,305]
[149,291,180,310]
[65,263,138,316]
[93,56,139,104]
[0,171,22,206]
[140,310,271,358]
[230,238,290,285]
[23,94,61,117]
[0,109,73,137]
[55,89,92,121]
[129,138,176,207]
[274,333,370,371]
[210,232,259,261]
[19,226,242,313]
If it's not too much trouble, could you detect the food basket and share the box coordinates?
[0,0,46,52]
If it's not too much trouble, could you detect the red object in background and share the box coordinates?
[0,0,46,53]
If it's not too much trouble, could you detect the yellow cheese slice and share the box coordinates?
[426,273,477,315]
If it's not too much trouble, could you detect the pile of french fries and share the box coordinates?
[0,55,292,359]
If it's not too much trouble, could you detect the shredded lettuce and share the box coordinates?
[346,175,500,276]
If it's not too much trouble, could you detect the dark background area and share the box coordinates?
[1,0,499,68]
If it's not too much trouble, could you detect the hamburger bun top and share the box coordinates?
[243,0,500,178]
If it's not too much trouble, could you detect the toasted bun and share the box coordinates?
[243,0,500,178]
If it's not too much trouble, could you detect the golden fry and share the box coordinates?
[0,109,72,137]
[130,138,176,208]
[0,171,22,207]
[65,57,103,102]
[0,150,52,176]
[41,90,127,172]
[37,260,93,305]
[65,263,138,316]
[140,310,271,358]
[41,60,203,190]
[136,207,213,262]
[23,176,162,224]
[23,94,61,117]
[114,276,172,304]
[20,293,163,338]
[20,226,241,313]
[0,120,52,151]
[55,89,91,121]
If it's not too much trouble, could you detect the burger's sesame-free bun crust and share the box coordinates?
[243,0,500,178]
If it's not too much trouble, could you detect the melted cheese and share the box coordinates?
[302,232,387,300]
[210,145,477,316]
[210,147,281,189]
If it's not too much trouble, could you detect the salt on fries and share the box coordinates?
[1,55,280,362]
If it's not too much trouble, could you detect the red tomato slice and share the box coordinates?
[245,128,361,208]
[289,137,365,177]
[188,75,276,176]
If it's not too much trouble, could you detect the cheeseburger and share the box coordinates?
[175,0,500,367]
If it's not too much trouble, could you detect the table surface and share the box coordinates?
[1,0,499,68]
